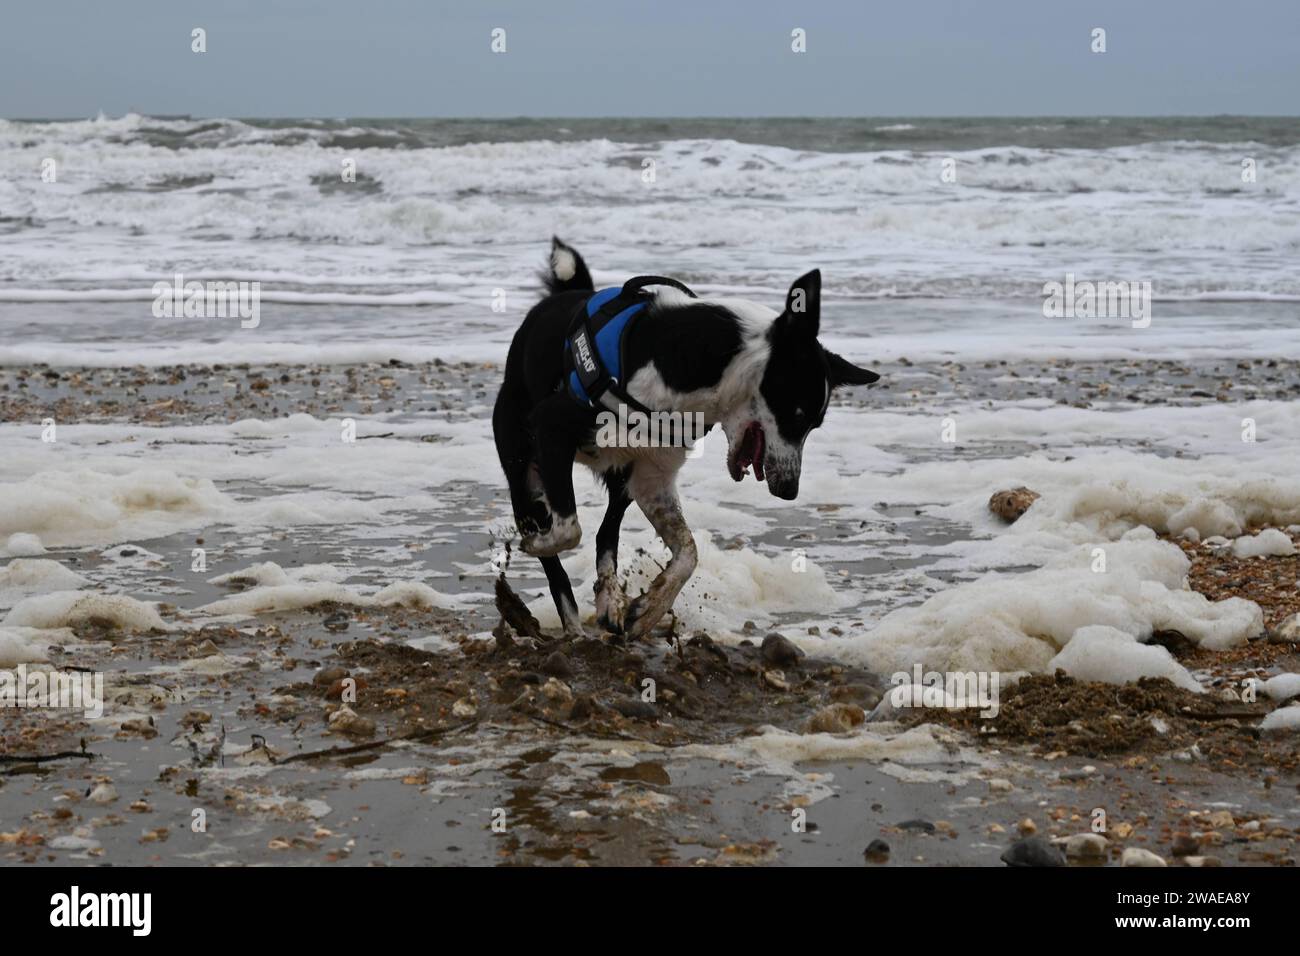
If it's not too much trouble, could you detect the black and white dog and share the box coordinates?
[493,238,879,641]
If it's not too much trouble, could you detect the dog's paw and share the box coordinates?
[520,513,581,557]
[623,591,669,641]
[594,571,628,634]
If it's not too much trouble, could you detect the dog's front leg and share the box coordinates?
[594,466,633,633]
[521,396,584,557]
[625,461,696,640]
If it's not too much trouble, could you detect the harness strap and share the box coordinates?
[565,275,697,411]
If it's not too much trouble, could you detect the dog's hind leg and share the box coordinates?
[539,555,583,639]
[594,466,633,634]
[623,455,697,641]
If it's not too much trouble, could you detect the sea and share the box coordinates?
[1,114,1298,366]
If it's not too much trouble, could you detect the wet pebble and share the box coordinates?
[568,694,596,721]
[1171,833,1201,857]
[1064,833,1108,859]
[896,819,935,833]
[541,651,573,677]
[807,703,866,734]
[1121,847,1167,867]
[761,633,804,668]
[611,698,658,722]
[541,678,572,704]
[313,667,348,687]
[1058,765,1096,781]
[1000,836,1066,867]
[829,683,883,709]
[762,669,790,691]
[863,839,890,861]
[328,705,375,737]
[86,782,119,805]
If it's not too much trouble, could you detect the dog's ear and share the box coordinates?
[824,348,880,388]
[779,269,821,338]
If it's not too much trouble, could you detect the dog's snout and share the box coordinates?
[769,478,799,500]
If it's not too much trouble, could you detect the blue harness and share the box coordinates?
[563,275,697,413]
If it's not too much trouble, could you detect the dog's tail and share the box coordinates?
[540,237,594,296]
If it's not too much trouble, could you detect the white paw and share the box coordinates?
[595,572,628,633]
[522,513,581,557]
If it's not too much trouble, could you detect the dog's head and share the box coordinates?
[724,270,879,500]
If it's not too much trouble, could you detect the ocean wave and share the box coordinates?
[2,117,1298,299]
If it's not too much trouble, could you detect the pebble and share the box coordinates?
[863,839,890,861]
[1171,833,1201,857]
[988,487,1040,522]
[1064,833,1108,859]
[896,819,935,832]
[761,633,804,668]
[452,696,478,718]
[807,703,865,734]
[1203,810,1235,829]
[327,705,375,737]
[1183,855,1222,868]
[1018,817,1037,836]
[762,669,790,691]
[1121,847,1167,867]
[568,694,595,721]
[829,683,883,709]
[86,782,119,805]
[117,718,158,739]
[1269,613,1299,643]
[987,778,1014,793]
[1000,836,1066,867]
[541,678,572,704]
[611,698,658,721]
[313,667,348,687]
[541,651,573,678]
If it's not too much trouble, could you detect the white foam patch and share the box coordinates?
[1260,705,1300,733]
[838,536,1262,678]
[0,559,90,610]
[527,530,845,635]
[3,590,166,632]
[0,468,226,549]
[1008,477,1300,543]
[1259,673,1300,702]
[1231,528,1296,558]
[1048,625,1202,692]
[194,562,457,617]
[208,562,347,588]
[0,625,65,666]
[2,533,46,557]
[679,722,984,794]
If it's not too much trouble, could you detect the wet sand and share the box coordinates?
[2,357,1299,866]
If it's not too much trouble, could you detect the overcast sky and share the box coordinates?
[2,0,1297,118]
